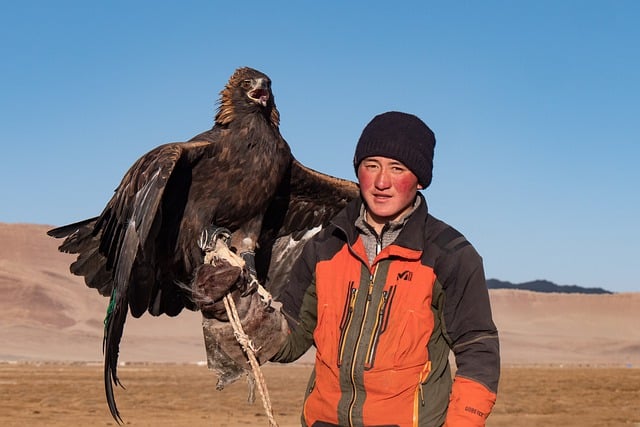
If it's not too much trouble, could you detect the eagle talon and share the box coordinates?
[198,226,232,252]
[256,282,273,307]
[240,276,260,297]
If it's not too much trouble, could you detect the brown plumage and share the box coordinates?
[47,67,359,423]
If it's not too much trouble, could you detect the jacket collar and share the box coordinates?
[332,193,429,252]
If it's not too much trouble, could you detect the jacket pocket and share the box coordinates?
[392,309,432,368]
[313,302,339,366]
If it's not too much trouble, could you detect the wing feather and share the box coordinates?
[103,141,216,423]
[258,159,359,299]
[50,140,210,423]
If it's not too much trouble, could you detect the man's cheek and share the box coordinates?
[357,172,374,190]
[394,175,418,192]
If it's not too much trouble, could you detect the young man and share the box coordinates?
[208,112,500,426]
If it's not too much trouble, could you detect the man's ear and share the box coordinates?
[417,183,424,190]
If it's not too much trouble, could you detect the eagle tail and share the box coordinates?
[103,287,128,424]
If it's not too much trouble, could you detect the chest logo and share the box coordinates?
[397,270,413,282]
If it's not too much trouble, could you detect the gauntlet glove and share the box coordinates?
[195,226,288,392]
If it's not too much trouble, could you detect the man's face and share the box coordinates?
[357,156,422,232]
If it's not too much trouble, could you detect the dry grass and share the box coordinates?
[490,366,640,427]
[1,363,639,427]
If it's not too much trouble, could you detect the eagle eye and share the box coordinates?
[241,79,252,90]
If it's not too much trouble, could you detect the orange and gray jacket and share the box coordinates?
[271,194,500,427]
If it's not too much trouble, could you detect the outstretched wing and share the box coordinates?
[48,140,211,423]
[49,140,212,315]
[257,159,360,299]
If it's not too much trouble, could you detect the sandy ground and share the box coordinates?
[1,363,639,427]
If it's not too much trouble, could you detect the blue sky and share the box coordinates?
[1,1,638,292]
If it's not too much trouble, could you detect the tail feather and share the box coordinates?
[49,216,130,425]
[103,288,128,424]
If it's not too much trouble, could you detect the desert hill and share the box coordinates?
[1,222,638,366]
[0,222,203,363]
[487,278,612,294]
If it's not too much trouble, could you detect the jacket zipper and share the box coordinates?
[346,265,379,426]
[336,222,386,426]
[365,288,392,368]
[338,285,358,366]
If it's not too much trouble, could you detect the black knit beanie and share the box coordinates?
[353,111,436,188]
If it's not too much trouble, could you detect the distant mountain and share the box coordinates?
[487,279,612,294]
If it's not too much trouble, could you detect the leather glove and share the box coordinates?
[195,227,288,394]
[195,225,256,321]
[201,288,288,391]
[194,260,248,321]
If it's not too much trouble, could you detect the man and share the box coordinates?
[206,111,500,426]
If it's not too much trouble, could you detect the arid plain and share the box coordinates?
[1,223,639,426]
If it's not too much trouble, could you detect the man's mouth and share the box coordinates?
[372,193,392,201]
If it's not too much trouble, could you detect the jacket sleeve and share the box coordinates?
[270,237,319,363]
[444,377,496,426]
[437,241,500,426]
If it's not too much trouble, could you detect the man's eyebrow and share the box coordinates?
[362,158,407,167]
[389,160,407,167]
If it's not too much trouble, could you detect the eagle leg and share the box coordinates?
[239,251,259,297]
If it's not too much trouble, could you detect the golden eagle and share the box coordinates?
[48,67,359,423]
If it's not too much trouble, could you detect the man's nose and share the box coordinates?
[374,170,391,189]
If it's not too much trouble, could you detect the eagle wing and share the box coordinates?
[48,140,212,423]
[49,140,212,315]
[257,158,360,299]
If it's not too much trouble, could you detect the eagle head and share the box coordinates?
[215,67,280,128]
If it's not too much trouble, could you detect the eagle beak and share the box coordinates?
[248,79,270,107]
[249,89,269,107]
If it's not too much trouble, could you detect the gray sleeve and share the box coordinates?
[439,244,500,393]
